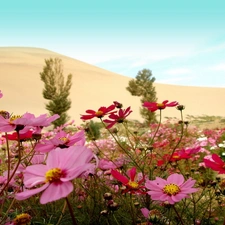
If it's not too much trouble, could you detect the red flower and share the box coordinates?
[143,100,178,112]
[80,104,116,120]
[2,130,33,141]
[111,167,145,194]
[103,107,132,129]
[204,154,225,174]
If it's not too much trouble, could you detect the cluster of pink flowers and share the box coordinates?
[2,92,225,224]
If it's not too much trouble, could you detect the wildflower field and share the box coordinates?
[1,90,225,225]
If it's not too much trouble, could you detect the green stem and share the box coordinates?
[161,110,184,172]
[173,205,185,225]
[0,131,22,196]
[148,109,162,146]
[100,118,143,171]
[65,197,78,225]
[112,213,120,225]
[56,200,67,225]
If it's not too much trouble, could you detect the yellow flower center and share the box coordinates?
[128,180,139,189]
[10,115,21,122]
[59,137,69,143]
[157,103,165,109]
[163,183,180,196]
[13,213,31,225]
[95,110,104,117]
[45,168,62,182]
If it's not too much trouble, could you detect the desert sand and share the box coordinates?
[0,47,225,126]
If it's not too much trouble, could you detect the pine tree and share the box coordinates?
[40,58,72,127]
[126,69,157,124]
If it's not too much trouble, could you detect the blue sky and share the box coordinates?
[1,0,225,87]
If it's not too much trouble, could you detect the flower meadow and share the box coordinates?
[1,90,225,225]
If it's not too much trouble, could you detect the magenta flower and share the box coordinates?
[2,130,33,141]
[80,104,116,120]
[204,154,225,174]
[103,107,132,129]
[111,167,145,194]
[35,130,85,152]
[15,146,95,204]
[145,173,198,204]
[0,90,3,98]
[143,100,178,112]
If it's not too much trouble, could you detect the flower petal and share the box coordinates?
[15,183,49,201]
[40,181,73,204]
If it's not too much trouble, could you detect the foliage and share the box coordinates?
[83,120,102,141]
[40,58,72,127]
[2,91,225,225]
[126,69,157,124]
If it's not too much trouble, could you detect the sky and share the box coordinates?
[1,0,225,87]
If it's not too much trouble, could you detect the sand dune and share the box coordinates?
[1,47,225,125]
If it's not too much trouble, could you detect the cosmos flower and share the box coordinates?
[204,154,225,174]
[0,113,59,133]
[103,107,132,129]
[143,100,178,112]
[98,158,124,170]
[145,173,198,204]
[80,104,116,120]
[2,130,33,141]
[0,113,32,132]
[35,130,85,152]
[111,167,145,194]
[15,146,95,204]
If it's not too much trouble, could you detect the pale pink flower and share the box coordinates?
[0,90,3,98]
[30,152,45,164]
[35,130,85,152]
[21,113,60,134]
[15,146,95,204]
[145,173,198,204]
[0,112,59,133]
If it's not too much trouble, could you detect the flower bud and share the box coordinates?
[103,192,113,200]
[108,202,119,211]
[176,105,185,111]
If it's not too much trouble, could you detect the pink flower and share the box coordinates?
[111,167,145,194]
[0,113,59,133]
[0,90,3,98]
[145,173,198,204]
[143,100,178,112]
[15,146,95,204]
[80,104,116,120]
[21,113,60,134]
[204,154,225,174]
[98,158,124,170]
[35,130,85,153]
[0,113,32,132]
[103,107,132,129]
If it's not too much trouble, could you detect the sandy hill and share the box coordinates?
[1,47,225,126]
